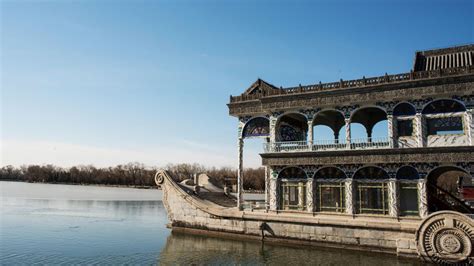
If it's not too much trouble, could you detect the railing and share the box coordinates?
[264,137,390,153]
[350,137,390,150]
[427,183,474,214]
[312,139,347,151]
[266,141,309,153]
[230,66,473,103]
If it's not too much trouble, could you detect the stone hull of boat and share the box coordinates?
[155,170,473,264]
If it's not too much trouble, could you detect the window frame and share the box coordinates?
[356,181,389,215]
[399,182,419,216]
[317,181,346,213]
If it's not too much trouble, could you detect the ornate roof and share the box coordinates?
[244,78,280,95]
[413,44,473,71]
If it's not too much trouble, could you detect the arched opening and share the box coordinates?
[394,103,416,140]
[350,107,388,145]
[422,100,466,136]
[276,113,308,142]
[393,102,416,116]
[427,166,472,213]
[278,167,307,211]
[240,117,270,209]
[396,166,420,216]
[353,166,389,215]
[242,117,269,138]
[312,110,345,144]
[313,110,345,143]
[314,167,347,213]
[422,99,466,115]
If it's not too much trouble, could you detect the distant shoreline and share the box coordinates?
[0,179,159,190]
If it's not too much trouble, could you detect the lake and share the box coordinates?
[0,181,422,265]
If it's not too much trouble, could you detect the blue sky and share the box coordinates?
[1,0,473,168]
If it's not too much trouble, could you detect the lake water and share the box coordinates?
[0,181,422,265]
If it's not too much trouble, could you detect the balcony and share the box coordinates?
[263,137,391,153]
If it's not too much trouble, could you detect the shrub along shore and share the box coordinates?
[0,163,265,190]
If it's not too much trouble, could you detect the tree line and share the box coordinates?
[0,163,266,190]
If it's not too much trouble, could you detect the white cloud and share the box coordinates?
[0,139,250,168]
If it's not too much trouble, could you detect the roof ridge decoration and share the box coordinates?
[244,78,281,95]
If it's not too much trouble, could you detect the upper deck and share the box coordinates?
[228,45,474,155]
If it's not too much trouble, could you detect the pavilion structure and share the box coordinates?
[229,44,474,219]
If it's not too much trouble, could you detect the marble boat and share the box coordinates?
[157,44,474,264]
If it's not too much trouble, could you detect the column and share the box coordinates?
[298,181,305,211]
[388,179,399,217]
[265,166,270,211]
[367,128,372,143]
[237,138,244,210]
[387,114,396,148]
[417,179,429,218]
[307,120,314,150]
[465,110,473,145]
[345,118,351,149]
[269,115,277,152]
[345,179,354,215]
[306,178,314,212]
[269,176,278,211]
[414,113,424,147]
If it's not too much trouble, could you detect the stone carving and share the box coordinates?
[376,101,398,115]
[417,180,429,218]
[345,180,354,215]
[154,171,165,185]
[452,94,474,109]
[299,108,320,120]
[388,180,399,217]
[387,115,394,147]
[345,118,351,148]
[269,115,278,144]
[269,178,278,211]
[306,179,314,212]
[416,211,474,264]
[465,110,473,145]
[336,105,359,119]
[410,98,433,112]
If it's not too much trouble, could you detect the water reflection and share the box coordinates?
[159,231,422,265]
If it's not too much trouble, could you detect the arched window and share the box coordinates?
[242,117,269,138]
[422,100,466,136]
[396,166,420,216]
[278,167,307,211]
[353,167,389,215]
[394,103,416,137]
[422,99,466,115]
[314,167,346,213]
[276,113,308,142]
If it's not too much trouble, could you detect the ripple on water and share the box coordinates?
[1,182,423,265]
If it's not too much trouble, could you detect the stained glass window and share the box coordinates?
[242,117,269,138]
[279,124,305,141]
